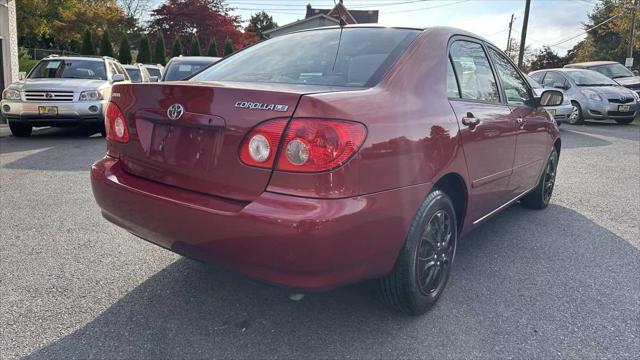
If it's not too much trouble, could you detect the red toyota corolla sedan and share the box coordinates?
[91,26,563,314]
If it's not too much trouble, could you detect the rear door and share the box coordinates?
[448,39,517,221]
[487,47,550,196]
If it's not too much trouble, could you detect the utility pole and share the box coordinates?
[628,0,638,67]
[518,0,531,69]
[506,13,515,56]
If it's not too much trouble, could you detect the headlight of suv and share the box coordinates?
[79,90,103,101]
[2,88,21,100]
[580,89,603,102]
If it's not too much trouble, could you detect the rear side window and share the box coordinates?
[191,28,419,87]
[488,48,532,106]
[449,41,499,103]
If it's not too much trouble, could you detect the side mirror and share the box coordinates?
[552,82,568,90]
[539,89,564,107]
[112,74,126,83]
[18,72,26,81]
[149,76,159,82]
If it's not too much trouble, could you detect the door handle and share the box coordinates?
[461,113,480,127]
[516,117,526,129]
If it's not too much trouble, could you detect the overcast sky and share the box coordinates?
[151,0,599,55]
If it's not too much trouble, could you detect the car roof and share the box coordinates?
[565,61,618,68]
[122,64,139,69]
[43,55,115,62]
[168,56,221,63]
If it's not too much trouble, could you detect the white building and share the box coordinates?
[1,0,19,98]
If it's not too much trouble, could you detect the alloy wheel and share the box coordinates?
[543,154,557,203]
[416,210,454,295]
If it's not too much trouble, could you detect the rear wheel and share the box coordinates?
[522,148,558,209]
[567,102,584,125]
[614,118,634,125]
[378,189,457,315]
[8,122,33,137]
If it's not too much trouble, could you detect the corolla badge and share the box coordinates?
[235,101,288,112]
[167,103,185,120]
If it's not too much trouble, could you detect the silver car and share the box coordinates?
[0,55,130,137]
[529,68,640,125]
[524,74,573,124]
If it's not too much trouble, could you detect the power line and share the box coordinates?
[547,12,623,48]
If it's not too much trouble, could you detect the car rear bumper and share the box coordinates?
[1,99,105,126]
[91,157,429,290]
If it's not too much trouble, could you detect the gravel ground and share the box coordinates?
[1,123,638,359]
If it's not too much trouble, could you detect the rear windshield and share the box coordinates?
[126,68,142,83]
[163,61,217,81]
[29,59,107,80]
[191,28,419,87]
[146,67,161,78]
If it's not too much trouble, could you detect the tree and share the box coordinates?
[245,11,277,40]
[528,46,566,71]
[224,37,234,56]
[207,37,218,56]
[190,35,201,56]
[137,34,151,63]
[81,29,95,55]
[117,0,151,20]
[100,29,114,57]
[172,37,183,57]
[118,36,132,64]
[153,34,167,65]
[148,0,243,57]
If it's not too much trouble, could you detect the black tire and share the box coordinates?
[378,189,458,315]
[8,122,33,137]
[614,118,634,125]
[521,148,559,209]
[567,101,584,125]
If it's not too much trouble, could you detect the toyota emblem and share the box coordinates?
[45,93,54,99]
[167,103,184,120]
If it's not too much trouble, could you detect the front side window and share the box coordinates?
[449,41,500,103]
[488,48,532,106]
[29,59,107,80]
[192,28,419,87]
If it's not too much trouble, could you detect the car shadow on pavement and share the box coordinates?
[23,204,640,359]
[0,127,105,171]
[558,127,612,149]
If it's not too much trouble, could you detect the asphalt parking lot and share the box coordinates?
[1,122,638,359]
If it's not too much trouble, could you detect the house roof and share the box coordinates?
[262,14,339,36]
[305,2,379,24]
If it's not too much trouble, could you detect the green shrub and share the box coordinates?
[19,59,39,74]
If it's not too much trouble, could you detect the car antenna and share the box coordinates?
[331,0,346,71]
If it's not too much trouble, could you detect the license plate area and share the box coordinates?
[618,105,631,112]
[147,123,217,169]
[38,106,58,116]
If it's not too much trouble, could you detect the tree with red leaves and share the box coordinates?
[147,0,247,56]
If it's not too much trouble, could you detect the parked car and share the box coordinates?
[161,56,221,81]
[565,61,640,94]
[143,64,164,82]
[0,55,130,137]
[123,64,152,83]
[524,74,573,124]
[91,26,564,315]
[529,68,639,125]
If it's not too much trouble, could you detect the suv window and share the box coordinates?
[488,48,532,106]
[542,71,567,88]
[449,41,499,103]
[446,58,460,98]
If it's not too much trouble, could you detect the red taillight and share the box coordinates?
[277,119,366,172]
[239,119,288,168]
[104,101,129,143]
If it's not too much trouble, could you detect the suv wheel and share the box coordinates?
[9,122,33,137]
[378,189,457,315]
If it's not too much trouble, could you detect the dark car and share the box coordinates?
[161,56,221,81]
[565,61,640,94]
[91,26,563,315]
